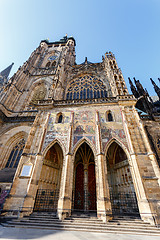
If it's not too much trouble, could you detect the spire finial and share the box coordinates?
[0,63,14,80]
[150,78,160,100]
[128,77,139,98]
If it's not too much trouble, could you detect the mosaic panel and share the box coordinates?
[73,111,96,147]
[73,135,96,146]
[74,111,94,123]
[101,124,127,151]
[43,112,70,151]
[74,125,95,135]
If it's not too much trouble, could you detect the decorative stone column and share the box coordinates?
[121,106,155,225]
[58,112,74,220]
[95,111,112,222]
[84,164,88,211]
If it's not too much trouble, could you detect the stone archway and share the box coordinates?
[34,143,63,212]
[106,141,139,217]
[73,142,97,213]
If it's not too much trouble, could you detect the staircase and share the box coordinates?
[1,212,160,236]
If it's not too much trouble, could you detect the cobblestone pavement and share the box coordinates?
[0,226,160,240]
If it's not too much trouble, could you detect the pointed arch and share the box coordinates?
[34,139,64,212]
[24,77,53,107]
[55,112,64,124]
[72,137,96,160]
[106,110,114,122]
[73,139,97,212]
[42,138,66,158]
[104,137,131,163]
[105,138,140,216]
[0,130,28,169]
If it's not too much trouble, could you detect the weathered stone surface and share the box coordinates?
[0,36,160,226]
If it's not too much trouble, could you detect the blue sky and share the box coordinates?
[0,0,160,95]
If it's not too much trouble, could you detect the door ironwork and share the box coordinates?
[110,192,139,216]
[34,189,59,212]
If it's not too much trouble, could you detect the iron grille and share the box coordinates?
[72,191,97,213]
[34,189,59,212]
[110,192,139,216]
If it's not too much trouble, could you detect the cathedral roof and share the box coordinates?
[41,35,76,46]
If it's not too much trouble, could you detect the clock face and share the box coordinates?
[48,55,57,61]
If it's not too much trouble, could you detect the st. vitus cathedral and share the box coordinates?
[0,36,160,225]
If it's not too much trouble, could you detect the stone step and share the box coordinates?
[20,217,152,226]
[13,218,157,229]
[25,214,148,225]
[27,216,102,222]
[2,221,160,236]
[3,212,160,236]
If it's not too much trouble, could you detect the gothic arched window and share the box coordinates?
[106,111,113,122]
[46,62,51,68]
[56,113,63,123]
[51,61,56,67]
[66,75,108,100]
[5,139,25,168]
[58,114,63,123]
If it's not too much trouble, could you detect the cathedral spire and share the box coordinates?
[0,63,14,79]
[145,88,153,103]
[128,77,139,98]
[0,63,14,85]
[133,77,146,96]
[150,78,160,100]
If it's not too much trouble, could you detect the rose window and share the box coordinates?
[66,75,108,100]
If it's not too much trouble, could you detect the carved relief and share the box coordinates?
[31,84,47,104]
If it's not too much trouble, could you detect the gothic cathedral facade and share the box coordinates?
[0,36,160,225]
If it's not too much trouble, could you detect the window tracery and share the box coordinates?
[51,61,56,67]
[46,62,50,68]
[66,75,108,100]
[5,139,25,168]
[31,85,47,104]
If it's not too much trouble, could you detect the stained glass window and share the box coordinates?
[66,75,108,100]
[5,139,25,168]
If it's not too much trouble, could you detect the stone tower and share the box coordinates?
[0,36,160,225]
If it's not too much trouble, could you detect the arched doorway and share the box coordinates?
[34,143,63,212]
[106,142,139,217]
[73,142,97,214]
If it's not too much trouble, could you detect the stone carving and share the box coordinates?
[31,85,47,104]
